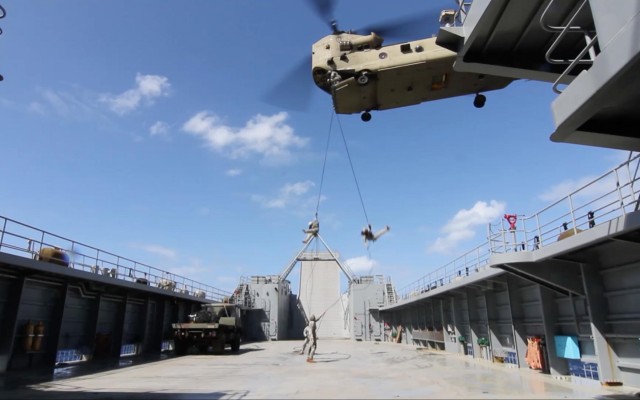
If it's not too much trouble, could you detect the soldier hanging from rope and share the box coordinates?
[302,216,320,244]
[361,224,390,244]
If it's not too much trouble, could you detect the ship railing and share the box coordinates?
[399,153,640,301]
[0,216,232,302]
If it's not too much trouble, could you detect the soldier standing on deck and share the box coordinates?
[300,324,311,355]
[307,314,320,362]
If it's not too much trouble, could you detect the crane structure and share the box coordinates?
[278,221,356,284]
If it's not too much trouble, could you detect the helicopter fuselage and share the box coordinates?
[311,32,513,116]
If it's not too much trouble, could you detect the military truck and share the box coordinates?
[172,303,242,355]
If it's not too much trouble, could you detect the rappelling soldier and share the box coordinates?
[303,219,320,243]
[361,224,390,244]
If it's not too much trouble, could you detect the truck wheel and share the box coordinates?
[231,335,241,352]
[213,333,226,354]
[213,341,225,354]
[174,340,188,356]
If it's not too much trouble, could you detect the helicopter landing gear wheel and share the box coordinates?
[473,93,486,108]
[357,70,370,86]
[361,111,372,122]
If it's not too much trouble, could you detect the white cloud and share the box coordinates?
[28,102,46,115]
[226,168,242,177]
[166,264,208,279]
[252,180,316,209]
[428,200,506,254]
[135,243,177,259]
[216,276,238,284]
[28,88,102,120]
[100,73,170,115]
[0,97,14,108]
[538,152,637,204]
[149,121,170,138]
[182,111,308,163]
[345,256,377,274]
[537,176,599,203]
[155,258,212,286]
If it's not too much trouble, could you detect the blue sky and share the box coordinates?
[0,0,624,293]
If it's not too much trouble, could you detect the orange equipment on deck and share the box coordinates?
[525,336,545,370]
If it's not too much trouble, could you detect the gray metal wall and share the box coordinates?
[349,277,387,341]
[381,260,640,387]
[0,253,205,373]
[299,258,348,339]
[245,276,291,341]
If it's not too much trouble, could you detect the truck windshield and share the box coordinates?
[208,305,232,317]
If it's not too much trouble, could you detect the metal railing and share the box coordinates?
[399,153,640,301]
[540,0,599,93]
[0,216,232,301]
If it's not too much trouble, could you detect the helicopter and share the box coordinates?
[308,1,514,121]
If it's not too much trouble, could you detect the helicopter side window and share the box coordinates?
[400,43,412,54]
[431,74,448,90]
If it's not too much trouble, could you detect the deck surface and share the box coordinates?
[1,339,639,399]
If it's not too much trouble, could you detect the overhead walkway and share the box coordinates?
[439,0,640,151]
[382,154,640,387]
[0,217,232,374]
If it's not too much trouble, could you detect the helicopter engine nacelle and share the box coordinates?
[312,32,384,92]
[338,33,383,52]
[312,32,384,63]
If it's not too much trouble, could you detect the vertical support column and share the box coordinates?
[44,280,70,368]
[506,274,528,369]
[0,276,25,372]
[465,288,480,359]
[484,289,499,363]
[580,263,618,382]
[430,300,436,329]
[430,300,436,349]
[111,293,129,359]
[436,298,446,350]
[451,295,465,355]
[403,307,410,344]
[153,298,166,354]
[538,285,568,375]
[141,296,152,355]
[423,301,428,331]
[88,293,102,360]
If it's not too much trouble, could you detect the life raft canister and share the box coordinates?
[504,214,518,230]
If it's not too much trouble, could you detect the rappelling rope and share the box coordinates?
[315,288,348,331]
[303,111,335,310]
[315,111,334,217]
[335,114,370,225]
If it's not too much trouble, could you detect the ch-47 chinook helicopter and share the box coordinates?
[308,0,514,121]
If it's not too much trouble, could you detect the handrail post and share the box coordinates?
[568,194,578,234]
[615,169,626,215]
[536,214,543,248]
[0,217,7,252]
[39,231,45,253]
[521,217,528,251]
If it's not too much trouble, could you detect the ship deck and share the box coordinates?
[1,339,638,399]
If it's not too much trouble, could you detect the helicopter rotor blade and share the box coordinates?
[358,8,443,40]
[307,0,338,31]
[262,55,313,112]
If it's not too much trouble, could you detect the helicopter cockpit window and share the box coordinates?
[431,74,448,90]
[340,41,372,52]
